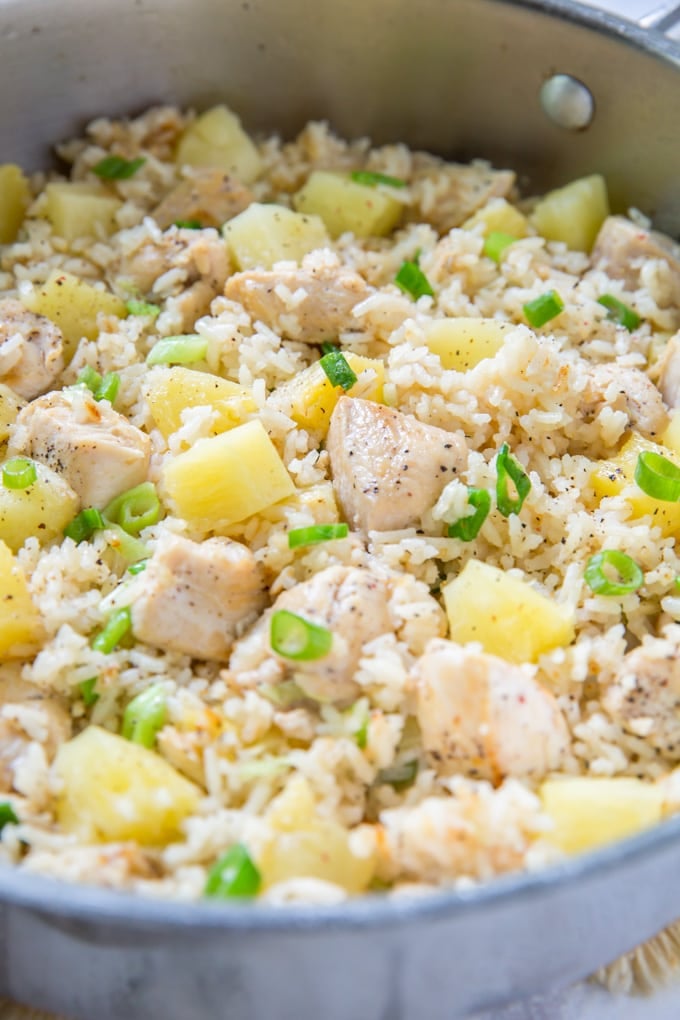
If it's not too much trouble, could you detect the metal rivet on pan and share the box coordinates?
[540,74,595,130]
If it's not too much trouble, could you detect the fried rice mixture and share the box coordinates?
[0,104,679,905]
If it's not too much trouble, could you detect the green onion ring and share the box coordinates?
[634,450,680,502]
[584,550,644,597]
[270,609,332,661]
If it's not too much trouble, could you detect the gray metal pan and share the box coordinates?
[0,1,678,1016]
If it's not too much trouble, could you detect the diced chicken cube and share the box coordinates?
[9,389,151,508]
[580,362,668,439]
[657,333,680,409]
[603,640,680,758]
[131,533,266,661]
[0,671,71,793]
[0,300,64,400]
[591,216,680,306]
[327,397,467,532]
[151,169,253,230]
[410,158,515,235]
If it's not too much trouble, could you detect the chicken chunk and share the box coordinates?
[410,158,515,235]
[657,332,680,409]
[230,566,393,704]
[415,641,569,783]
[9,389,151,508]
[591,216,680,306]
[580,362,668,439]
[603,640,680,758]
[327,397,468,532]
[131,533,266,661]
[224,264,371,344]
[0,300,64,400]
[0,671,71,793]
[151,169,253,230]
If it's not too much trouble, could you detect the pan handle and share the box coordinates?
[638,1,680,33]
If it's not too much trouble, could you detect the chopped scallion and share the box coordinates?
[93,155,146,180]
[104,482,162,536]
[0,802,19,832]
[77,365,102,392]
[64,507,105,543]
[675,576,680,592]
[447,488,491,541]
[634,451,680,502]
[320,341,339,355]
[395,260,434,300]
[77,366,120,403]
[376,759,419,790]
[584,550,644,597]
[204,844,261,900]
[79,677,99,708]
[270,609,332,661]
[523,289,564,328]
[91,606,132,654]
[104,523,149,565]
[288,523,349,549]
[125,299,160,319]
[174,219,203,229]
[495,444,531,517]
[2,457,37,490]
[483,231,517,263]
[122,682,167,748]
[598,294,640,331]
[128,559,149,575]
[350,170,407,189]
[319,350,358,391]
[146,335,208,366]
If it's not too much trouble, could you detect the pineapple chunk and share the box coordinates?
[0,459,79,552]
[0,165,31,244]
[54,726,200,845]
[163,418,296,530]
[45,182,121,242]
[0,384,25,444]
[175,105,263,184]
[424,318,515,371]
[224,203,329,270]
[269,352,384,434]
[145,366,256,439]
[294,171,403,239]
[662,410,680,456]
[443,559,575,664]
[531,174,609,253]
[21,270,127,362]
[260,777,374,893]
[541,777,664,855]
[0,539,43,658]
[462,198,529,238]
[590,432,680,538]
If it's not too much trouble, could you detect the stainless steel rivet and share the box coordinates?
[540,74,595,130]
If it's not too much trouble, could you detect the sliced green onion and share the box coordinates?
[104,523,149,565]
[79,677,99,708]
[675,576,680,592]
[104,482,161,536]
[320,341,339,355]
[634,451,680,502]
[2,457,37,490]
[122,683,167,748]
[174,219,203,229]
[270,609,332,661]
[77,365,102,392]
[447,488,491,541]
[483,231,517,263]
[258,679,305,708]
[376,759,419,790]
[146,335,208,366]
[128,559,149,576]
[91,606,132,654]
[96,372,120,404]
[64,507,105,543]
[496,444,531,517]
[584,550,644,597]
[350,170,407,189]
[319,350,358,391]
[288,523,349,549]
[204,844,261,900]
[93,155,146,180]
[523,289,564,328]
[395,260,434,300]
[0,802,19,832]
[125,299,160,319]
[598,294,640,332]
[345,701,370,749]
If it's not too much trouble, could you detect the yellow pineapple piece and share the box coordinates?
[294,171,403,239]
[0,539,43,658]
[0,165,31,244]
[424,318,515,371]
[45,182,121,242]
[144,366,256,439]
[269,352,384,435]
[0,384,25,444]
[531,174,609,252]
[462,198,529,238]
[175,105,263,183]
[590,432,680,538]
[0,459,79,551]
[224,203,329,270]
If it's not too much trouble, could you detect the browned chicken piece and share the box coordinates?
[224,264,371,344]
[327,397,468,532]
[9,389,150,508]
[0,672,71,793]
[603,641,680,758]
[580,362,668,439]
[591,216,680,306]
[131,534,267,662]
[657,332,680,409]
[230,566,393,704]
[111,227,230,299]
[415,641,569,783]
[409,158,515,234]
[151,169,253,230]
[0,300,64,401]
